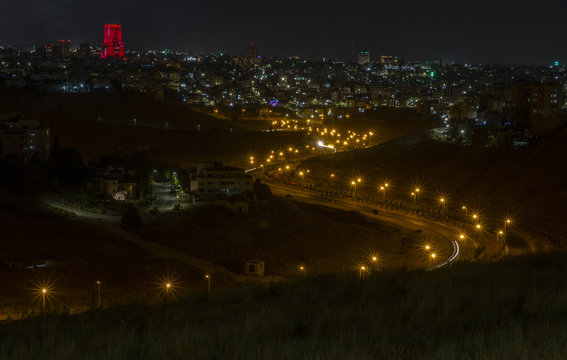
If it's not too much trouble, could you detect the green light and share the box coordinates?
[554,61,559,66]
[430,71,435,78]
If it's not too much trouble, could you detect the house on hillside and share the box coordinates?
[87,166,137,201]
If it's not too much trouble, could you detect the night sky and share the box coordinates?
[2,0,566,65]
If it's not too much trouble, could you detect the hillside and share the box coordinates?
[301,128,567,247]
[2,252,567,359]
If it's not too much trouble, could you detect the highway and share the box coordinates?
[267,181,465,268]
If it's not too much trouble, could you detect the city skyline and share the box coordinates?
[2,0,566,65]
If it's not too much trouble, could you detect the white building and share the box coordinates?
[190,162,253,196]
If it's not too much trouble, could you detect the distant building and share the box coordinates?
[78,43,91,58]
[246,42,258,59]
[380,55,399,69]
[511,83,565,135]
[244,259,265,276]
[0,118,50,164]
[425,58,442,66]
[190,162,254,196]
[245,42,260,64]
[87,166,137,201]
[57,40,71,57]
[101,24,125,59]
[358,50,370,65]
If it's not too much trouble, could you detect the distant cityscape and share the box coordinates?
[2,23,567,157]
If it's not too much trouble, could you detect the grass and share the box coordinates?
[3,252,567,359]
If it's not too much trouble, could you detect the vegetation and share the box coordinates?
[3,252,567,359]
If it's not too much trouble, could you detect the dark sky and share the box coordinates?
[2,0,566,65]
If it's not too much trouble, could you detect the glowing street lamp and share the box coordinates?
[41,288,47,310]
[462,205,468,217]
[497,229,504,247]
[205,274,211,296]
[299,266,306,277]
[359,265,366,279]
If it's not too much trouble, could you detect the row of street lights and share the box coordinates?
[35,274,212,311]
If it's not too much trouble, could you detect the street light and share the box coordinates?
[497,229,504,247]
[41,288,47,310]
[359,266,366,279]
[205,274,211,296]
[299,266,306,277]
[96,280,101,307]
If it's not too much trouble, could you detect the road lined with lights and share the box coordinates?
[268,182,464,268]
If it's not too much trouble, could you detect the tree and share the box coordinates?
[121,204,143,229]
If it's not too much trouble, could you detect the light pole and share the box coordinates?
[474,224,482,238]
[205,274,211,296]
[96,281,101,307]
[163,282,172,303]
[370,254,380,270]
[472,214,478,223]
[439,198,446,218]
[430,253,436,267]
[41,288,47,311]
[462,205,467,217]
[359,266,366,279]
[497,230,504,248]
[299,266,306,277]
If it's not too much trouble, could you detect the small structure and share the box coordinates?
[244,259,265,276]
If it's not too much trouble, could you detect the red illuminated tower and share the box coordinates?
[101,24,124,59]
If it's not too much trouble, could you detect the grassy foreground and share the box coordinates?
[3,252,567,359]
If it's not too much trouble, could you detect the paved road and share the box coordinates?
[268,182,465,268]
[152,182,181,212]
[43,198,121,222]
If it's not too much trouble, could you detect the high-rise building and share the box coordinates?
[58,39,70,57]
[358,50,370,65]
[246,42,258,59]
[44,40,70,57]
[101,24,125,59]
[78,43,91,58]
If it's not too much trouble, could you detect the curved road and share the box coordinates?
[267,181,465,268]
